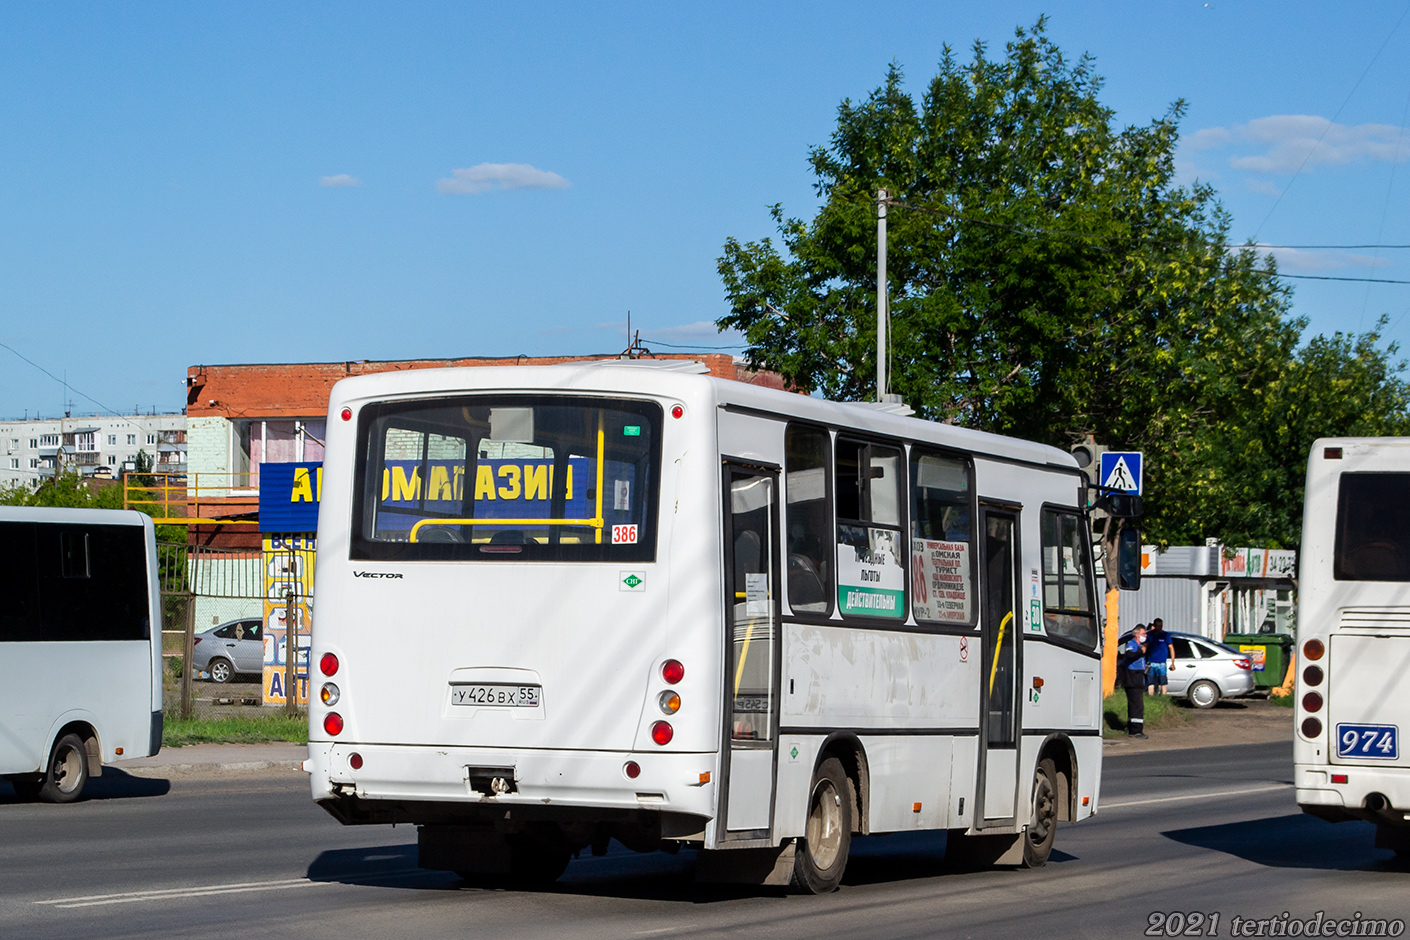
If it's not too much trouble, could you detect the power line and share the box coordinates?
[0,340,157,430]
[1280,273,1410,285]
[1242,244,1410,250]
[639,338,747,350]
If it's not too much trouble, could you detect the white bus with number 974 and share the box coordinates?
[305,361,1115,891]
[1296,438,1410,859]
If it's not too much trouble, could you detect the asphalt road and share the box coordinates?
[2,741,1407,940]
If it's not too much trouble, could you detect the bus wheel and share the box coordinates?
[792,757,851,894]
[38,734,89,803]
[1023,759,1058,868]
[208,658,234,683]
[1188,680,1220,709]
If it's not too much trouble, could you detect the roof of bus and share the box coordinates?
[329,361,1078,471]
[0,506,150,527]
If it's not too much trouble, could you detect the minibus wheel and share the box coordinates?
[791,757,851,893]
[37,734,89,803]
[1023,759,1058,868]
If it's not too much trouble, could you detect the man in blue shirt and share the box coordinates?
[1119,624,1149,738]
[1146,618,1176,695]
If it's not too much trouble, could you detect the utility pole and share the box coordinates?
[876,189,888,402]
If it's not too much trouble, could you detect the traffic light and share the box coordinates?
[1070,440,1107,486]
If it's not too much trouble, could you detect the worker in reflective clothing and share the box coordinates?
[1118,623,1149,738]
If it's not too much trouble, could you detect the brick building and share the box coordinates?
[184,354,785,545]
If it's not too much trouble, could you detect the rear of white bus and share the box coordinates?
[1296,438,1410,855]
[305,368,725,878]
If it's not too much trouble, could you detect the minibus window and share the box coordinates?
[1334,472,1410,581]
[910,451,976,626]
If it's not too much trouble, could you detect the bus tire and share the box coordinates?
[791,757,851,894]
[37,734,89,803]
[1188,680,1220,709]
[208,658,234,683]
[1023,759,1058,868]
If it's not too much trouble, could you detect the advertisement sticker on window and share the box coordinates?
[910,538,971,623]
[838,526,905,618]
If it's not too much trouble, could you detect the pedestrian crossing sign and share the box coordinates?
[1099,451,1143,495]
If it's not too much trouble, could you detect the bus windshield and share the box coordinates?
[351,395,661,562]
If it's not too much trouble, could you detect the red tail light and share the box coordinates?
[1303,665,1324,686]
[193,638,202,646]
[1301,717,1323,738]
[324,712,344,736]
[1303,639,1325,661]
[320,653,339,677]
[661,660,685,684]
[650,721,674,746]
[1233,658,1252,670]
[349,752,363,770]
[623,761,641,779]
[1302,691,1323,713]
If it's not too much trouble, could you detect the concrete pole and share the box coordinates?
[876,189,888,402]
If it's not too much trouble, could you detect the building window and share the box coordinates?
[29,438,38,448]
[29,459,38,469]
[147,434,156,445]
[108,434,117,445]
[8,458,17,469]
[108,455,117,466]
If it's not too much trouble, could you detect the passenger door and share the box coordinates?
[976,506,1021,825]
[236,621,263,673]
[719,464,781,839]
[1169,638,1197,695]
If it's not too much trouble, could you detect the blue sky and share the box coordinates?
[2,1,1408,418]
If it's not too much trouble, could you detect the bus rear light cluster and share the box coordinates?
[661,659,685,684]
[324,712,344,736]
[1303,665,1324,686]
[320,653,339,677]
[1303,639,1325,661]
[658,691,681,715]
[650,721,674,746]
[1302,717,1323,738]
[320,683,340,706]
[1302,691,1323,713]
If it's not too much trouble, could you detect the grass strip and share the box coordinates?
[163,715,308,747]
[1102,691,1190,738]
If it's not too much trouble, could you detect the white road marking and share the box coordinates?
[35,877,332,909]
[1103,782,1291,809]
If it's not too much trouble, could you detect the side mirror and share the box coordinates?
[1115,527,1142,591]
[1095,491,1143,518]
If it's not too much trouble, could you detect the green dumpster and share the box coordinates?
[1221,633,1295,689]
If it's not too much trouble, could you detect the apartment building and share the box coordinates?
[0,413,187,488]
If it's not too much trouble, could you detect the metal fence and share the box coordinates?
[158,540,304,721]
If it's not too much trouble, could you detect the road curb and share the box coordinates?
[123,759,306,776]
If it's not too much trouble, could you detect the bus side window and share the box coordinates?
[910,450,976,627]
[1039,509,1098,649]
[834,437,906,621]
[0,521,41,642]
[785,425,832,614]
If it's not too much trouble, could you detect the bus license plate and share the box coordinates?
[1336,723,1399,760]
[450,684,542,708]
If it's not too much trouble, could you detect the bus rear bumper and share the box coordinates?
[1296,762,1410,828]
[308,742,718,825]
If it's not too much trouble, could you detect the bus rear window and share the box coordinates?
[1334,473,1410,581]
[351,396,661,562]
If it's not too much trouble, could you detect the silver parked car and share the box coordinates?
[1120,631,1256,708]
[192,619,263,683]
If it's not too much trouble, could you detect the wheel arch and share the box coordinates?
[1034,733,1077,823]
[814,732,870,835]
[52,720,103,777]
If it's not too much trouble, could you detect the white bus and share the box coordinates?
[1,507,164,802]
[1296,438,1410,858]
[306,361,1112,891]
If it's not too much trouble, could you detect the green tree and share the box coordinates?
[716,18,1408,546]
[0,470,124,509]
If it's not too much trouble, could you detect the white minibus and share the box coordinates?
[306,361,1110,890]
[1,507,163,802]
[1296,438,1410,857]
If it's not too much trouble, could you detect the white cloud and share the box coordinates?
[1191,115,1410,174]
[1245,178,1281,196]
[437,163,570,195]
[1253,244,1393,273]
[319,174,361,188]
